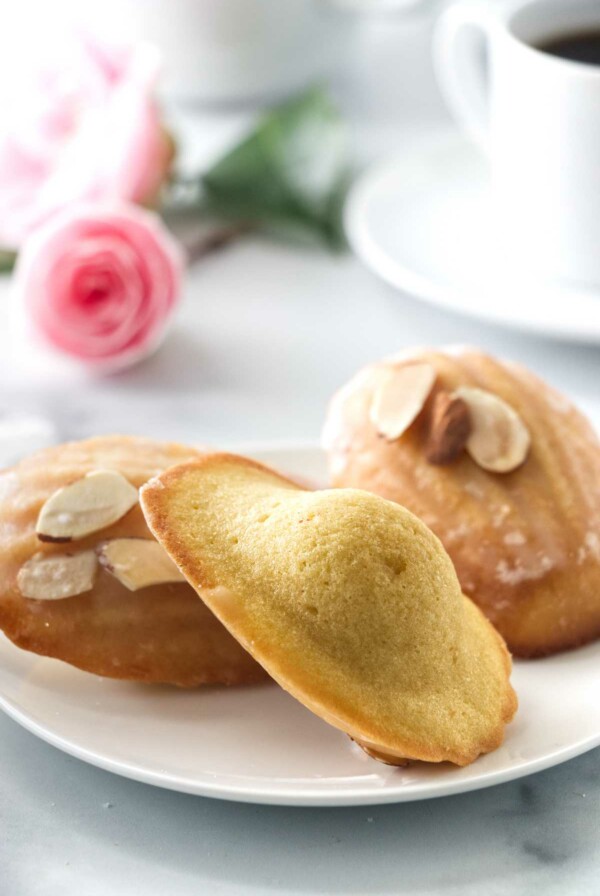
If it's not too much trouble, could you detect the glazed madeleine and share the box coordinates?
[323,347,600,657]
[141,453,517,766]
[0,436,266,686]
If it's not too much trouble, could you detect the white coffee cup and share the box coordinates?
[434,0,600,286]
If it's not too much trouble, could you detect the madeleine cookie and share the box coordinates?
[0,436,266,686]
[141,453,517,766]
[323,347,600,657]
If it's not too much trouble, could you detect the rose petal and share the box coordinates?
[0,37,169,248]
[15,202,183,369]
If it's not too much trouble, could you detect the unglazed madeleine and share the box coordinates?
[141,453,517,766]
[323,347,600,657]
[0,436,266,686]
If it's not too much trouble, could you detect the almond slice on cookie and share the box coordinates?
[370,363,436,440]
[455,387,530,473]
[36,470,139,542]
[97,538,186,591]
[18,550,97,600]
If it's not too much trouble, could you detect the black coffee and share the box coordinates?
[538,30,600,65]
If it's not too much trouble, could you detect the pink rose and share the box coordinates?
[15,203,183,372]
[0,35,173,249]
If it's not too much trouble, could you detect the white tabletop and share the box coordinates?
[1,14,599,896]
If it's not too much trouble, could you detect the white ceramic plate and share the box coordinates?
[1,442,599,806]
[346,129,600,344]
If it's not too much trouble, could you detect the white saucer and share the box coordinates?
[1,441,599,806]
[346,129,600,344]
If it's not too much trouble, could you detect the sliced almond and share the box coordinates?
[370,363,436,440]
[454,387,530,473]
[36,470,139,542]
[96,537,186,591]
[425,391,471,464]
[17,550,97,600]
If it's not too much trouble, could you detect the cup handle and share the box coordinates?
[432,1,496,149]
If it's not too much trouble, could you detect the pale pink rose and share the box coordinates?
[15,203,183,372]
[0,35,172,249]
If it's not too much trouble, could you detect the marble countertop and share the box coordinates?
[1,12,599,896]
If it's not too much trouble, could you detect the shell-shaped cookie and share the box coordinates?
[323,347,600,657]
[141,453,517,766]
[0,436,267,686]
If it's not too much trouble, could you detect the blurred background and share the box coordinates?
[0,0,597,464]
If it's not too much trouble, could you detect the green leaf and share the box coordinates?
[201,87,350,250]
[0,249,16,273]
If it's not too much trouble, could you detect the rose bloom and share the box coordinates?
[14,203,183,372]
[0,35,172,249]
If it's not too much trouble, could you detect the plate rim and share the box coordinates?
[345,130,600,345]
[1,674,599,806]
[1,439,599,807]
